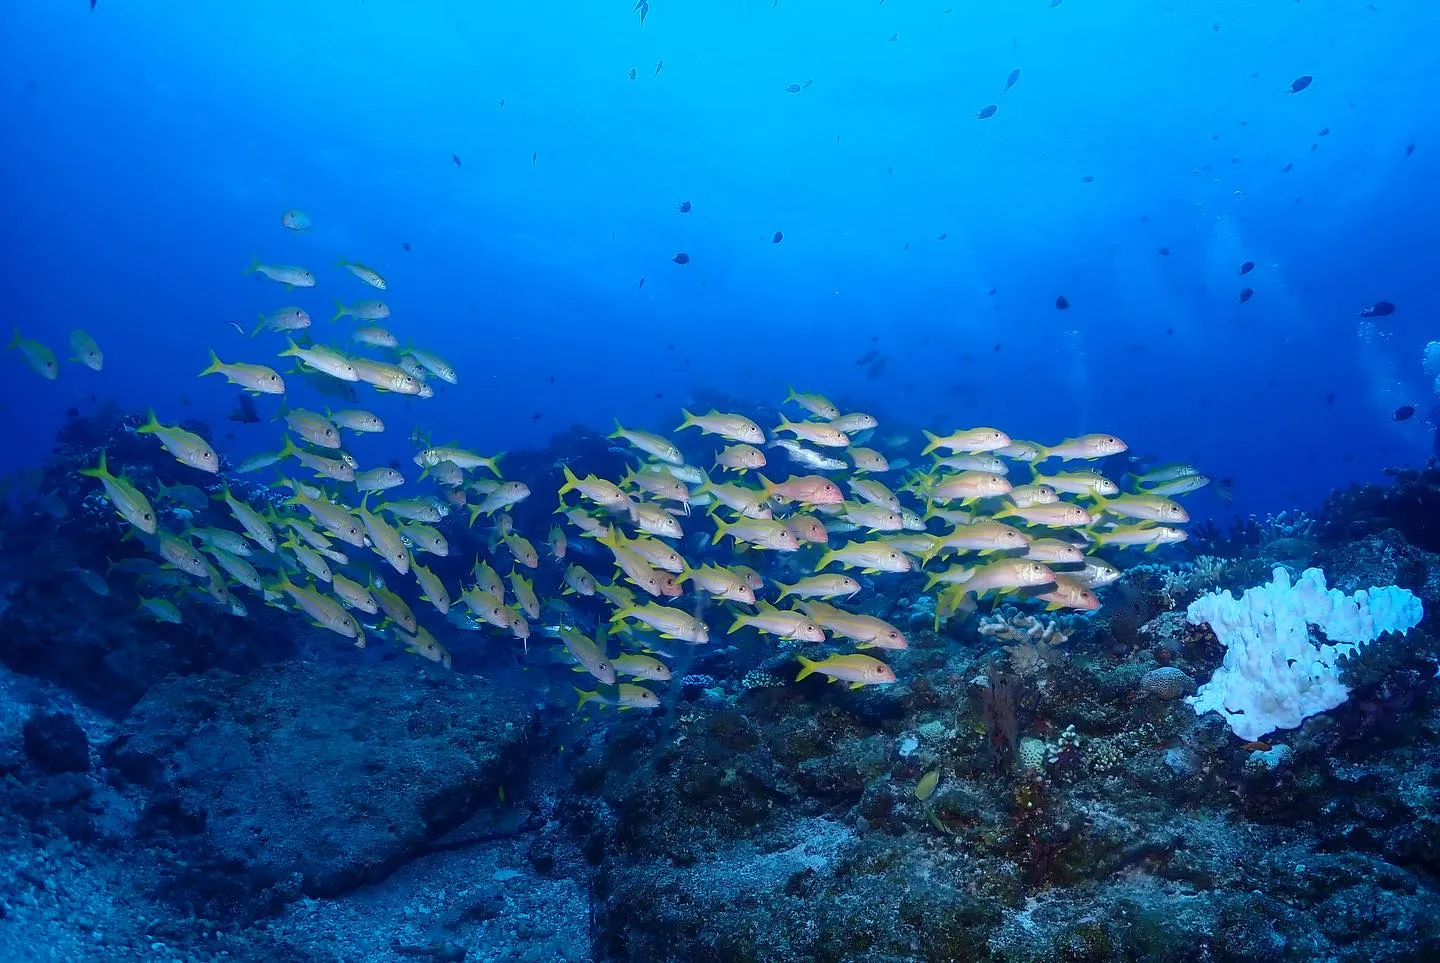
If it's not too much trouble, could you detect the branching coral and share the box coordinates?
[980,610,1070,676]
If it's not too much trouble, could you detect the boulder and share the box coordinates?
[106,660,539,903]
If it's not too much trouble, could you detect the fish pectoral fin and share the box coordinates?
[849,682,865,690]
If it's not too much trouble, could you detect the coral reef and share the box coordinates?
[2,406,1440,961]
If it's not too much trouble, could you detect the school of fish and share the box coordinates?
[14,213,1211,712]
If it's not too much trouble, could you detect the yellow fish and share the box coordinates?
[921,427,1010,455]
[79,451,156,534]
[677,408,765,444]
[200,350,284,394]
[136,409,219,473]
[783,387,840,420]
[68,330,103,371]
[1037,433,1128,461]
[338,259,387,290]
[795,653,896,689]
[609,420,683,465]
[574,683,660,711]
[816,540,912,574]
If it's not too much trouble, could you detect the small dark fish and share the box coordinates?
[677,200,692,213]
[1080,174,1094,183]
[937,233,947,240]
[1157,246,1170,255]
[1359,301,1395,318]
[976,104,998,119]
[90,0,96,8]
[1165,327,1174,335]
[1238,260,1254,275]
[1055,295,1070,310]
[803,79,814,88]
[673,253,690,265]
[987,288,996,295]
[532,412,543,420]
[628,67,637,80]
[993,343,1001,352]
[784,83,802,93]
[772,231,783,244]
[228,393,260,425]
[1281,162,1294,172]
[1289,75,1313,94]
[1394,405,1416,422]
[1212,21,1220,32]
[638,277,646,289]
[531,152,537,166]
[452,154,462,167]
[655,60,664,76]
[1310,143,1318,152]
[1318,127,1330,136]
[1238,288,1253,303]
[226,320,243,334]
[1004,68,1020,92]
[634,0,649,26]
[402,241,411,251]
[888,33,898,42]
[1406,143,1415,157]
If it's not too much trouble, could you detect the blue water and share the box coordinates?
[4,0,1439,519]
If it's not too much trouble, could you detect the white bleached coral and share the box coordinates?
[1185,566,1424,741]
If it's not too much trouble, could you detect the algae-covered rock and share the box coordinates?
[22,710,90,773]
[106,660,539,907]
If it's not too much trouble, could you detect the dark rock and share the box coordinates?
[108,661,540,912]
[22,710,90,773]
[41,771,94,807]
[526,835,557,876]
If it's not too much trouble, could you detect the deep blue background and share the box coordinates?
[3,0,1438,524]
